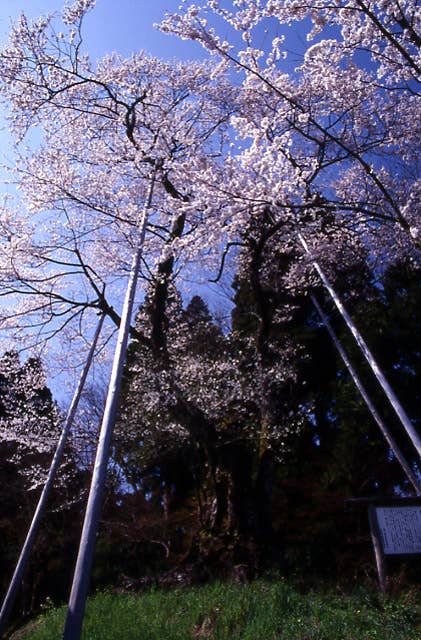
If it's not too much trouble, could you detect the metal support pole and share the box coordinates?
[62,170,156,640]
[0,312,105,638]
[310,293,421,495]
[299,233,421,459]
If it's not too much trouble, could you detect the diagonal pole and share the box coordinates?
[299,233,421,460]
[62,168,157,640]
[0,311,105,639]
[310,293,421,495]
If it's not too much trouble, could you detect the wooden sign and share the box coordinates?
[346,497,421,592]
[366,499,421,592]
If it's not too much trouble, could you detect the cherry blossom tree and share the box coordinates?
[0,3,235,635]
[0,1,418,633]
[2,0,419,359]
[0,0,235,359]
[160,0,420,259]
[0,351,62,487]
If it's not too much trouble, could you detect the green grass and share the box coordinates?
[12,580,420,640]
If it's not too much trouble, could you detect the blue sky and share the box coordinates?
[0,0,206,60]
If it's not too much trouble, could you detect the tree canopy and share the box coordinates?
[0,0,419,357]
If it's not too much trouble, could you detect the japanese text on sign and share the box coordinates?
[375,507,421,555]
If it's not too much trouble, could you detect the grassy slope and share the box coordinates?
[11,580,420,640]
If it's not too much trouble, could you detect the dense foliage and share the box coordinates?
[106,254,420,584]
[0,355,85,623]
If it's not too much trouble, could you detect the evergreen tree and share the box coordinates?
[112,235,419,582]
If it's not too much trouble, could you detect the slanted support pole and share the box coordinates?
[310,293,421,495]
[63,169,157,640]
[0,312,105,638]
[299,233,421,460]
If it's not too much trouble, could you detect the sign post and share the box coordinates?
[366,499,421,592]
